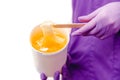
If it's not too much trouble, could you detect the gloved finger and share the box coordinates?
[100,33,114,39]
[78,8,101,22]
[95,28,106,38]
[61,54,71,80]
[78,16,91,22]
[79,30,91,36]
[61,65,69,79]
[88,21,104,35]
[72,17,97,36]
[40,73,47,80]
[88,26,100,35]
[99,25,114,39]
[61,54,71,76]
[54,71,60,80]
[100,34,109,39]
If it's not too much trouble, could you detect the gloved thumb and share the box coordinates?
[40,73,47,80]
[78,8,101,22]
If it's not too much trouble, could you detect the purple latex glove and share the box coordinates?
[40,54,71,80]
[40,71,60,80]
[72,2,120,39]
[61,54,71,80]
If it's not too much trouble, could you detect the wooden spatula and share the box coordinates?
[53,23,86,28]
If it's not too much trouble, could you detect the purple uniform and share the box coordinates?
[63,0,120,80]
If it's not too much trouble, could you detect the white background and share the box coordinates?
[0,0,71,80]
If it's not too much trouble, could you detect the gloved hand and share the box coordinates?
[72,2,120,39]
[40,54,71,80]
[40,71,60,80]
